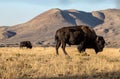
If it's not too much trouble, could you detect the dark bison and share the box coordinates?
[20,41,32,49]
[55,25,105,55]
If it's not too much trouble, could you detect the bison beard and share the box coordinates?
[55,25,105,55]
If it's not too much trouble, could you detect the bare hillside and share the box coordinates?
[0,8,120,47]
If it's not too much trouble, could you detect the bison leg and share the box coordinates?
[61,41,68,55]
[94,47,99,54]
[77,41,85,53]
[56,41,61,55]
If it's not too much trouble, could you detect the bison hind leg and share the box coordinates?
[56,41,61,55]
[61,41,68,55]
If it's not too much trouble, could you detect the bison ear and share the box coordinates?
[96,36,99,41]
[95,36,100,44]
[96,36,102,41]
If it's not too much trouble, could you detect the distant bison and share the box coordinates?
[55,25,105,55]
[20,41,32,49]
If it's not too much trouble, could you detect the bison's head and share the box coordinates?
[95,36,105,53]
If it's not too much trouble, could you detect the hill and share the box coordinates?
[0,8,120,47]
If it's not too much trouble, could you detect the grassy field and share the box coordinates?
[0,47,120,79]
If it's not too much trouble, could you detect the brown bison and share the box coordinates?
[55,25,105,55]
[20,41,32,49]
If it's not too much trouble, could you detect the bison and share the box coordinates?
[20,41,32,49]
[55,25,105,55]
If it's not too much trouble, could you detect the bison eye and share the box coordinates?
[97,41,102,45]
[97,41,100,43]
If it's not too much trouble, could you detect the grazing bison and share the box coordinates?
[55,25,105,55]
[20,41,32,49]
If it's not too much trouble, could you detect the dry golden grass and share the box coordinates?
[0,47,120,79]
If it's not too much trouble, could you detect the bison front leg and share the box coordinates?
[77,45,84,53]
[56,41,61,55]
[61,41,68,55]
[77,41,85,53]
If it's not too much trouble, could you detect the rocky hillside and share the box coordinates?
[0,8,120,47]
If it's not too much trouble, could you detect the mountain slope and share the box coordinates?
[94,9,120,47]
[0,8,120,47]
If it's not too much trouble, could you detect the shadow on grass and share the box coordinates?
[19,71,120,79]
